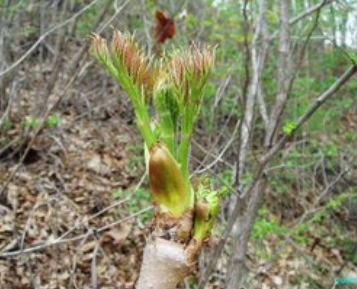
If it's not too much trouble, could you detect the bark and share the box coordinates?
[237,0,268,182]
[227,0,268,286]
[265,0,291,147]
[227,181,265,289]
[0,0,15,112]
[136,237,191,289]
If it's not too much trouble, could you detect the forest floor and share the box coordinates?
[0,59,151,288]
[0,59,357,289]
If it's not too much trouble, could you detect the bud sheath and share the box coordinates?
[149,143,191,217]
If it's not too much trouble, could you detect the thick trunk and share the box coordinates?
[227,213,248,289]
[136,237,191,289]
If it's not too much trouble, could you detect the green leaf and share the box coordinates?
[22,116,41,129]
[283,121,297,136]
[46,113,61,128]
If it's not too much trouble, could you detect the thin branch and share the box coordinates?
[290,0,335,25]
[241,0,251,100]
[0,0,97,78]
[294,155,356,228]
[91,242,101,289]
[294,66,357,131]
[287,1,323,101]
[56,172,146,242]
[0,0,130,78]
[266,0,335,41]
[193,119,239,175]
[0,81,17,125]
[0,206,152,258]
[192,139,235,174]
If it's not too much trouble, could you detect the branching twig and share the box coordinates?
[193,119,239,175]
[290,0,335,25]
[56,172,146,243]
[198,64,357,289]
[0,0,130,78]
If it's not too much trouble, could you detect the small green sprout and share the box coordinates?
[283,120,297,136]
[0,118,13,132]
[46,113,61,127]
[22,116,41,129]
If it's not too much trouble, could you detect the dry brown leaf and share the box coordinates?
[103,224,131,245]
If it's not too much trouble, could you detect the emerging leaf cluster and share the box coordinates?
[192,176,223,242]
[91,31,214,174]
[92,30,219,243]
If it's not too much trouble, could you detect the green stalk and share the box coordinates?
[153,83,179,155]
[103,59,156,147]
[178,107,194,206]
[160,116,176,155]
[178,130,191,182]
[135,101,156,148]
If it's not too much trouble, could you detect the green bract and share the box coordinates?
[193,178,222,242]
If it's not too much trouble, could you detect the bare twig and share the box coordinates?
[287,0,325,108]
[69,228,95,287]
[257,84,269,128]
[0,206,152,257]
[56,172,146,242]
[0,0,126,78]
[192,140,235,174]
[139,0,153,48]
[294,153,357,227]
[0,81,17,126]
[97,0,131,32]
[194,95,236,175]
[193,119,239,176]
[265,0,335,41]
[38,0,70,112]
[91,242,101,289]
[241,0,251,100]
[290,0,335,25]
